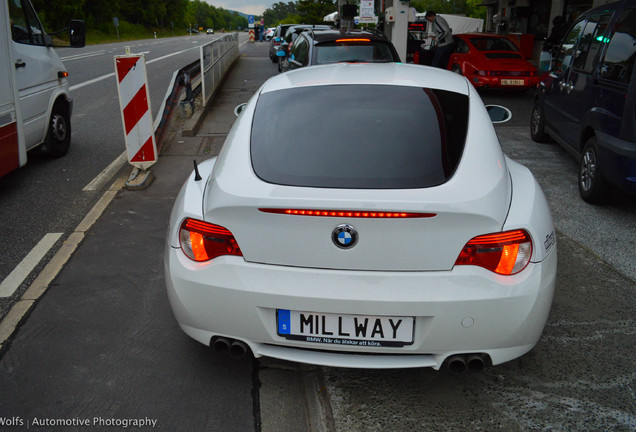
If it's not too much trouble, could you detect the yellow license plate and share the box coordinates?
[501,79,525,86]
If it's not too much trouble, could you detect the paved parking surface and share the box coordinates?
[321,127,636,432]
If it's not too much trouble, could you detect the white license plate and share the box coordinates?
[501,79,525,86]
[277,309,414,347]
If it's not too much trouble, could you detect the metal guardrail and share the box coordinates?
[200,33,240,105]
[154,59,200,149]
[154,33,238,149]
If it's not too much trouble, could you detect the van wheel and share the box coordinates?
[530,101,550,143]
[40,101,71,158]
[579,137,608,204]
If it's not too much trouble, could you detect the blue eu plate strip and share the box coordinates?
[278,309,291,334]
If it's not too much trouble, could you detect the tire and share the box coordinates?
[579,137,608,204]
[451,64,462,75]
[40,101,71,158]
[530,101,550,143]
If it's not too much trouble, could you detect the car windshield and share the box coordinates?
[469,37,519,52]
[251,85,469,189]
[314,42,396,64]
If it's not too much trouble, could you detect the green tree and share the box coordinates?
[465,0,487,20]
[32,0,85,30]
[297,0,336,24]
[263,2,298,25]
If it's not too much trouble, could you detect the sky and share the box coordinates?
[207,1,278,15]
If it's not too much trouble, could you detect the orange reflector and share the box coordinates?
[58,71,69,79]
[335,38,371,43]
[259,208,436,218]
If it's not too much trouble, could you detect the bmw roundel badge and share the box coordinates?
[332,224,358,249]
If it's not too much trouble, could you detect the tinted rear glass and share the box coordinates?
[251,85,468,189]
[314,42,397,64]
[470,37,519,51]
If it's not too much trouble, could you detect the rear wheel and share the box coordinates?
[579,137,608,204]
[530,101,550,143]
[40,101,71,158]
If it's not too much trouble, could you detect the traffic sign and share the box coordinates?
[248,15,255,29]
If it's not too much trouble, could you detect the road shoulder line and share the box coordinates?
[0,172,128,349]
[0,233,62,297]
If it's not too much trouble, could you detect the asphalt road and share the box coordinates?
[0,33,224,323]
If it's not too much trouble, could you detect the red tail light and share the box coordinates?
[259,208,436,218]
[455,230,532,275]
[179,218,242,262]
[336,38,371,43]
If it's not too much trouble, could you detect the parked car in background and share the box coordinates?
[531,0,636,203]
[265,27,275,40]
[280,29,400,72]
[165,62,557,371]
[448,33,539,91]
[269,24,298,62]
[277,24,333,72]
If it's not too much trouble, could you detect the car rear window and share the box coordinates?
[470,37,519,52]
[314,42,397,64]
[251,85,469,189]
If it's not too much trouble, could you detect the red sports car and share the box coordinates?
[447,33,539,90]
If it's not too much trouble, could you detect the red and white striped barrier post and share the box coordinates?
[114,52,157,189]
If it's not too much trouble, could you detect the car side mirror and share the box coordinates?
[234,103,247,117]
[485,105,512,124]
[69,20,86,48]
[48,19,86,48]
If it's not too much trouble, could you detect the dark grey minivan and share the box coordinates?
[531,0,636,203]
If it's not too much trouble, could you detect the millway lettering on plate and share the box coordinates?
[354,317,368,337]
[299,314,404,339]
[389,319,403,339]
[338,316,350,336]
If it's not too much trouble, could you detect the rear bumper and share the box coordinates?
[165,244,557,369]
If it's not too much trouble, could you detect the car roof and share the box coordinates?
[260,62,471,95]
[289,24,332,31]
[304,29,393,44]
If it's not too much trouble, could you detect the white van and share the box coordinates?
[0,0,84,178]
